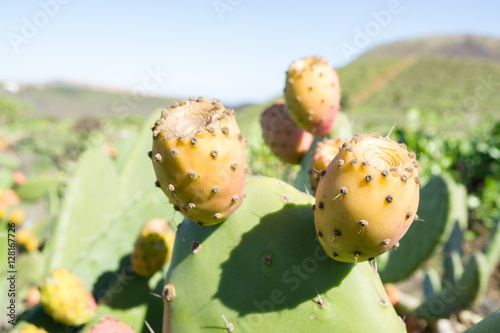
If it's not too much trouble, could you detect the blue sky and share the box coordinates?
[1,0,500,105]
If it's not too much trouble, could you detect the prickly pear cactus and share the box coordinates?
[90,317,136,333]
[309,138,345,193]
[131,218,175,278]
[378,173,467,282]
[163,177,406,332]
[284,56,341,136]
[260,101,313,164]
[314,133,421,262]
[151,98,248,225]
[39,268,97,326]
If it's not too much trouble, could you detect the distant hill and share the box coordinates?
[0,81,177,119]
[237,34,500,137]
[358,35,500,62]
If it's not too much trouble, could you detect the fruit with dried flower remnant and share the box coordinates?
[150,98,248,226]
[314,133,421,263]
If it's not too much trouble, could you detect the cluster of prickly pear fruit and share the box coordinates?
[89,317,136,333]
[131,218,175,278]
[314,133,421,263]
[309,137,345,193]
[284,56,341,136]
[39,268,97,326]
[260,101,313,164]
[150,97,248,226]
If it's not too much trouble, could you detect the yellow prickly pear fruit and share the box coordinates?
[284,56,341,136]
[309,138,345,193]
[314,133,421,263]
[151,98,248,226]
[17,324,48,333]
[17,229,39,252]
[8,208,25,226]
[260,101,314,164]
[40,268,96,326]
[131,218,175,278]
[90,316,136,333]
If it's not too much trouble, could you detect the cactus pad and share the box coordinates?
[163,177,405,332]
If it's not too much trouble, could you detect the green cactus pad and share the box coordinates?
[463,309,500,333]
[416,252,489,320]
[164,177,405,332]
[379,173,467,282]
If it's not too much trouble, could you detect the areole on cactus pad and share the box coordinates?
[284,56,341,136]
[150,97,248,226]
[314,133,421,263]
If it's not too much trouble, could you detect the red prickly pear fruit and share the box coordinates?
[384,284,400,306]
[284,56,341,136]
[17,324,48,333]
[151,98,248,226]
[25,286,41,310]
[13,171,26,186]
[314,133,420,263]
[40,268,97,326]
[131,218,175,278]
[260,101,313,164]
[0,189,20,207]
[90,316,136,333]
[309,138,345,194]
